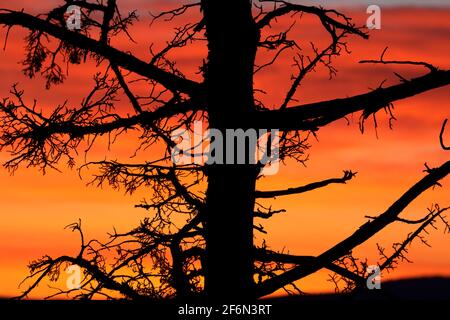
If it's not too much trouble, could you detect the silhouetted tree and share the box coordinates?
[0,0,449,301]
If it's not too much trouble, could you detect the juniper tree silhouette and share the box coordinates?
[0,0,449,301]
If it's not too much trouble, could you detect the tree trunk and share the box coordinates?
[204,166,258,300]
[202,0,260,300]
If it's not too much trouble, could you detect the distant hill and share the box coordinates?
[270,276,450,302]
[359,276,450,300]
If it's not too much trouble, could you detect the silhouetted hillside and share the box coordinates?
[270,276,450,302]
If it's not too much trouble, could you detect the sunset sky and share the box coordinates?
[0,1,449,298]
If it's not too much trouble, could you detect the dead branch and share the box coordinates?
[440,119,449,150]
[256,161,450,297]
[255,170,356,198]
[0,10,200,94]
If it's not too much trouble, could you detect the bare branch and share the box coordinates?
[0,10,201,94]
[254,206,286,219]
[254,70,450,131]
[16,255,143,300]
[256,161,450,297]
[151,3,201,23]
[255,249,365,285]
[379,206,450,272]
[360,47,438,72]
[440,119,449,150]
[0,87,198,171]
[255,170,356,198]
[280,37,343,110]
[256,0,368,40]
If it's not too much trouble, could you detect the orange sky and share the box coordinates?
[0,3,449,298]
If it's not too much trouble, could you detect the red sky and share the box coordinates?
[0,2,449,297]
